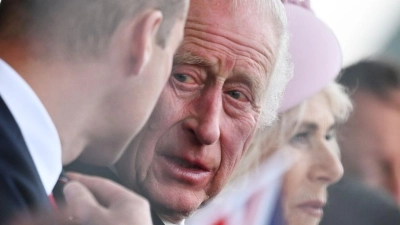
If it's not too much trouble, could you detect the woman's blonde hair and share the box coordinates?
[229,82,353,183]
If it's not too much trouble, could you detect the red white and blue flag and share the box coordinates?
[186,151,292,225]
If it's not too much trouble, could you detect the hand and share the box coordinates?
[63,172,152,225]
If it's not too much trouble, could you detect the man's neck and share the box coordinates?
[0,42,106,165]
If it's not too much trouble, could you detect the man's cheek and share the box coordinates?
[220,147,244,180]
[147,106,175,132]
[225,132,254,159]
[155,95,186,122]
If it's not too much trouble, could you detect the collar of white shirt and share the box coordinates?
[0,59,62,195]
[163,220,185,225]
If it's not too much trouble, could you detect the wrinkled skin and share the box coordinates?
[116,0,279,223]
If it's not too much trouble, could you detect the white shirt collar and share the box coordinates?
[163,219,185,225]
[0,59,62,195]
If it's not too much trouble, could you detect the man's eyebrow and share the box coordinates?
[173,52,264,99]
[228,72,264,98]
[173,52,214,67]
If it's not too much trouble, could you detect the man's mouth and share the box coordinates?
[170,157,209,171]
[158,154,212,186]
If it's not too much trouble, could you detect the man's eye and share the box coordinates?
[173,73,195,84]
[226,90,248,102]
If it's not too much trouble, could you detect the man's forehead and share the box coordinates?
[188,0,266,18]
[177,0,280,105]
[187,0,277,47]
[185,1,278,78]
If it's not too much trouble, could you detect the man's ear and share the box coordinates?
[130,10,163,75]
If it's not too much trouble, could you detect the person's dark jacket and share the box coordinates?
[321,176,400,225]
[0,97,51,225]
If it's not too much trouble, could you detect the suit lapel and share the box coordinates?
[0,96,51,224]
[151,210,165,225]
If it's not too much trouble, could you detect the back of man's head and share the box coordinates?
[339,60,400,101]
[0,0,186,58]
[338,60,400,202]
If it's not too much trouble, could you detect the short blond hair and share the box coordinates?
[0,0,187,57]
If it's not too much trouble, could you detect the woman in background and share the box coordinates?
[244,82,352,225]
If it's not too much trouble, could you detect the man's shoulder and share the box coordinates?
[0,96,23,142]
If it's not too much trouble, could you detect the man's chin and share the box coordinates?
[154,205,197,223]
[150,195,203,222]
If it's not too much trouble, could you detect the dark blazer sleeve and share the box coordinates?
[0,97,51,225]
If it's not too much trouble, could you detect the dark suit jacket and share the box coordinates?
[65,161,166,225]
[151,210,165,225]
[320,176,400,225]
[0,97,51,224]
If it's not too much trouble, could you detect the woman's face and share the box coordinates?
[282,94,344,225]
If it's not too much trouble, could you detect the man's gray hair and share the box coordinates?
[231,0,292,128]
[259,0,292,128]
[0,0,187,57]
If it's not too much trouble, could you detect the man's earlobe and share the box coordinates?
[130,10,163,76]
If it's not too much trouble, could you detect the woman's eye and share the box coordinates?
[325,134,332,141]
[173,73,195,84]
[325,130,336,141]
[226,90,249,102]
[290,132,310,144]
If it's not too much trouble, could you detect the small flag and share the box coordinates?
[186,150,291,225]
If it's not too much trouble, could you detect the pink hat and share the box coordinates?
[281,0,311,10]
[279,1,342,112]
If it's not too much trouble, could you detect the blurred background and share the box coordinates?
[312,0,400,66]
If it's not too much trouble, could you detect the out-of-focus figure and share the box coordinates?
[280,86,351,225]
[337,60,400,203]
[320,59,400,225]
[248,82,352,225]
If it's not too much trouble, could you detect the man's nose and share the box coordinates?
[183,88,221,145]
[309,142,344,185]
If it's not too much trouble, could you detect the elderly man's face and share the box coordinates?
[116,0,278,222]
